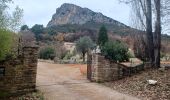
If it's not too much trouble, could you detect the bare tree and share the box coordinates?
[146,0,155,66]
[19,30,36,47]
[121,0,163,67]
[161,0,170,33]
[133,33,149,61]
[154,0,161,67]
[121,0,155,65]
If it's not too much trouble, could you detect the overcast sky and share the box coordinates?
[10,0,131,28]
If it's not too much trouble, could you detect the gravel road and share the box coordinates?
[36,62,140,100]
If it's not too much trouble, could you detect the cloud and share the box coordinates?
[11,0,130,27]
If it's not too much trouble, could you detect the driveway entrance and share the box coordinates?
[36,62,139,100]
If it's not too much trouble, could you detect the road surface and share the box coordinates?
[36,62,140,100]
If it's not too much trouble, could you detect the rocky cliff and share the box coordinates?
[47,3,128,28]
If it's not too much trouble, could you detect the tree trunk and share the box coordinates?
[82,52,85,63]
[154,0,161,68]
[146,0,155,66]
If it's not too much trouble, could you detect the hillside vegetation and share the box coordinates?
[22,3,170,55]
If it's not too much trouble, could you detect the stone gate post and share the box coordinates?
[22,46,39,92]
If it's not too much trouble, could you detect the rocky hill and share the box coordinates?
[47,3,128,28]
[45,3,137,42]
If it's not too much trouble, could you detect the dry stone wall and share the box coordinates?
[87,53,123,82]
[0,46,38,97]
[87,53,145,82]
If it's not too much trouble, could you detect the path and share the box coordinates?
[36,62,140,100]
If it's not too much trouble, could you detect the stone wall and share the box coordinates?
[87,53,123,82]
[87,53,145,82]
[0,46,38,97]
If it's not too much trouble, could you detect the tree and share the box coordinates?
[146,0,155,66]
[31,24,44,41]
[154,0,161,67]
[133,34,149,61]
[19,30,36,47]
[97,25,108,47]
[0,0,23,61]
[161,0,170,33]
[0,1,23,31]
[76,36,95,62]
[10,6,24,32]
[20,25,29,31]
[0,0,12,29]
[121,0,162,67]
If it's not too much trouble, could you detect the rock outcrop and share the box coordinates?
[47,3,127,28]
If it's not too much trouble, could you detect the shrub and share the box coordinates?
[0,29,13,61]
[39,47,55,60]
[101,41,129,62]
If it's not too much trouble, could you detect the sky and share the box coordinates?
[10,0,131,28]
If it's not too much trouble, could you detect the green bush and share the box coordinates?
[39,47,55,60]
[0,29,13,61]
[101,41,129,62]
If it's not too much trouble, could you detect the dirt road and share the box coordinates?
[36,62,140,100]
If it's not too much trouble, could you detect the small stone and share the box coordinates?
[148,80,157,85]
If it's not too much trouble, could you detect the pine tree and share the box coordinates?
[97,25,108,47]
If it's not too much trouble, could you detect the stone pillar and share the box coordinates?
[90,54,119,82]
[87,51,92,80]
[0,46,39,98]
[22,46,38,92]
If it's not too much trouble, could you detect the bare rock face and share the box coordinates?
[47,3,127,27]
